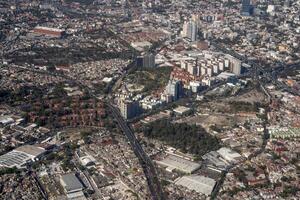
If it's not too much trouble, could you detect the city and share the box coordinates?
[0,0,299,200]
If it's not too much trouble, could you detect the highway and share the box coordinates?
[210,40,300,96]
[108,104,165,200]
[1,64,165,200]
[3,31,298,200]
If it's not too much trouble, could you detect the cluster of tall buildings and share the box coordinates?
[137,53,156,68]
[179,52,242,78]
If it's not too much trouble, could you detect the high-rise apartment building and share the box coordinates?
[119,99,141,119]
[165,80,182,101]
[142,53,155,68]
[182,21,198,42]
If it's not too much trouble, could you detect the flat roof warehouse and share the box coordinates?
[155,154,201,174]
[0,145,46,168]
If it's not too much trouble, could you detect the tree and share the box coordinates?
[143,119,220,157]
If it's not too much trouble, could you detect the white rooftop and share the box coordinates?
[34,26,64,32]
[175,175,216,196]
[173,106,191,114]
[0,145,45,168]
[0,116,14,125]
[217,147,241,163]
[156,155,200,173]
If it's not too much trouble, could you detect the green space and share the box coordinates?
[143,119,220,157]
[280,185,299,198]
[0,167,21,176]
[126,66,172,94]
[8,46,132,66]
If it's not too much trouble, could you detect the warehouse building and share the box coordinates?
[60,173,86,200]
[175,175,216,196]
[0,145,46,168]
[155,154,201,174]
[33,26,66,38]
[217,147,242,163]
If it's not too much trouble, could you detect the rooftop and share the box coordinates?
[15,145,46,157]
[34,26,65,32]
[173,106,191,114]
[60,173,84,193]
[175,175,216,196]
[0,145,46,168]
[156,154,201,173]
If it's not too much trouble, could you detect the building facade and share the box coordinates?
[119,99,141,119]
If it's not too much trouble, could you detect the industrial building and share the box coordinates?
[175,175,216,196]
[60,173,86,200]
[33,26,66,38]
[217,147,242,163]
[173,106,192,116]
[0,145,46,168]
[155,154,201,174]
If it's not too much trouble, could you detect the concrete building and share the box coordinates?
[0,116,14,126]
[187,62,197,75]
[217,147,242,163]
[217,72,237,81]
[189,81,202,93]
[155,154,201,174]
[165,79,182,101]
[226,55,242,75]
[0,145,46,168]
[173,106,192,115]
[119,99,141,119]
[182,20,198,42]
[144,53,155,68]
[175,175,216,196]
[60,173,86,200]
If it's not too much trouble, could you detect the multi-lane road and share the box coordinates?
[1,34,299,200]
[1,63,165,200]
[211,40,300,96]
[108,104,165,200]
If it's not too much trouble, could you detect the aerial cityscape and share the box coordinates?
[0,0,299,200]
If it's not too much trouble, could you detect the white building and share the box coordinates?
[182,20,198,42]
[175,175,216,196]
[217,147,242,163]
[0,145,46,168]
[155,154,201,174]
